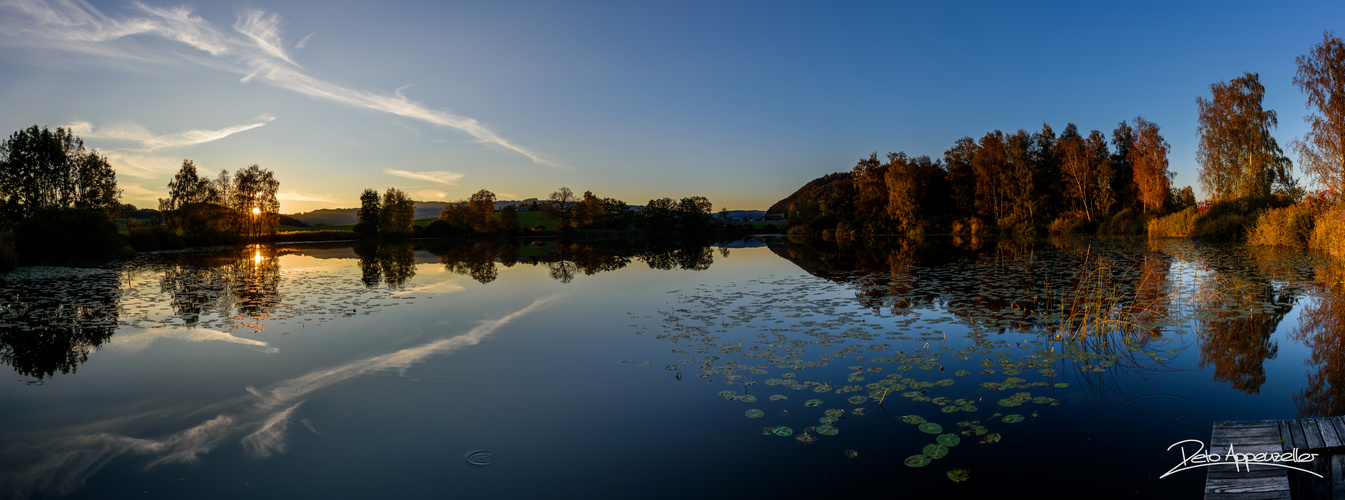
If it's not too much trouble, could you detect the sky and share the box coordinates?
[1,0,1342,214]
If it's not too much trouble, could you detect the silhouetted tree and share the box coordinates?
[0,125,121,229]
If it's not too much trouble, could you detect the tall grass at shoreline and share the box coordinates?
[1245,203,1344,257]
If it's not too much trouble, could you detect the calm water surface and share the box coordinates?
[1,237,1342,499]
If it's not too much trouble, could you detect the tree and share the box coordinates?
[545,187,577,228]
[358,189,381,225]
[0,125,121,228]
[1196,72,1295,201]
[1058,124,1095,220]
[378,188,415,236]
[467,189,499,233]
[160,160,216,236]
[1005,129,1037,224]
[852,153,888,217]
[944,136,978,217]
[230,164,279,238]
[1110,121,1137,210]
[1087,130,1116,216]
[499,205,520,232]
[1292,30,1345,195]
[973,131,1008,222]
[1129,117,1173,212]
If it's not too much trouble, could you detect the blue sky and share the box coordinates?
[1,0,1341,213]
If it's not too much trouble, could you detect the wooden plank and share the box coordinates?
[1291,420,1308,450]
[1204,492,1293,500]
[1319,417,1343,448]
[1207,468,1295,479]
[1213,426,1284,440]
[1304,419,1329,449]
[1204,475,1292,494]
[1331,416,1345,445]
[1332,454,1345,500]
[1280,420,1293,452]
[1215,419,1282,428]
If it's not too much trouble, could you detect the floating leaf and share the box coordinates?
[905,454,932,467]
[745,409,765,419]
[844,449,859,459]
[918,422,943,434]
[739,395,758,403]
[922,443,949,459]
[769,394,788,401]
[902,415,927,425]
[937,433,961,447]
[980,433,1001,444]
[772,426,794,437]
[1002,414,1025,424]
[817,425,839,436]
[665,364,679,371]
[848,395,868,405]
[1053,382,1069,388]
[804,399,824,407]
[947,468,970,482]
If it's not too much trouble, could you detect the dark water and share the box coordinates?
[0,237,1342,499]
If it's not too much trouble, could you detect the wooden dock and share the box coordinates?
[1205,417,1345,500]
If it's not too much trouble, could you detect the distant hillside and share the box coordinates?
[767,171,851,215]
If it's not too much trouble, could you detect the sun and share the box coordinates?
[251,207,261,215]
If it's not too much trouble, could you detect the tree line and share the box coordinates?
[783,31,1345,238]
[350,185,722,238]
[781,116,1180,237]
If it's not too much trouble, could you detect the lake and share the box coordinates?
[1,237,1342,499]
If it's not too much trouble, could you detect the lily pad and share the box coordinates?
[980,432,1001,444]
[918,422,944,434]
[739,395,758,403]
[844,449,860,459]
[772,426,794,437]
[817,425,839,436]
[847,395,867,405]
[1002,414,1025,424]
[745,409,765,418]
[922,443,949,459]
[796,432,816,444]
[904,454,932,467]
[947,468,971,482]
[937,433,961,447]
[902,415,927,425]
[804,399,824,407]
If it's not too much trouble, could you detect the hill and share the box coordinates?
[766,171,851,215]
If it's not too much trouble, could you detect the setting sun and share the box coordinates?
[251,207,260,215]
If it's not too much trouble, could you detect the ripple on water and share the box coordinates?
[465,450,497,466]
[1121,394,1194,426]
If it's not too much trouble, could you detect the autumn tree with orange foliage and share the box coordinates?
[1128,117,1173,212]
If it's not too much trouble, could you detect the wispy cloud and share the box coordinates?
[0,295,565,497]
[275,190,336,204]
[66,115,276,151]
[97,150,185,179]
[384,169,464,185]
[0,1,567,169]
[294,32,314,49]
[109,327,278,354]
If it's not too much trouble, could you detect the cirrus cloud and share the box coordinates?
[383,168,464,186]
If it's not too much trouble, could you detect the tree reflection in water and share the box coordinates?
[1293,260,1345,417]
[0,268,121,380]
[422,239,717,285]
[159,245,280,331]
[354,242,417,288]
